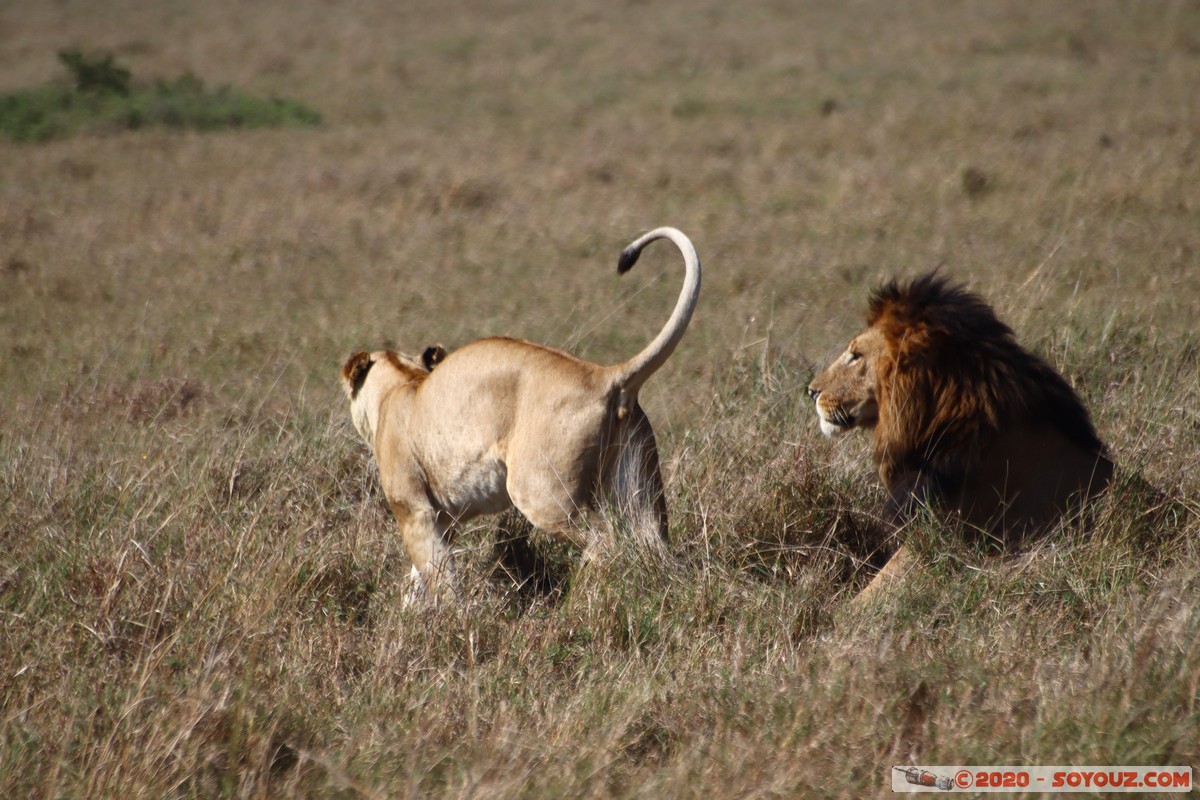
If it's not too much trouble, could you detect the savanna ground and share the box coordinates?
[3,1,1200,796]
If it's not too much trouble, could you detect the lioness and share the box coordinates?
[808,273,1113,601]
[342,227,700,601]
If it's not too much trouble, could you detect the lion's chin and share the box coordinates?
[817,416,851,438]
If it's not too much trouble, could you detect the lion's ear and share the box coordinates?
[895,323,935,366]
[422,344,447,371]
[341,351,374,397]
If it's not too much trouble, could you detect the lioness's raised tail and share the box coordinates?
[609,227,701,398]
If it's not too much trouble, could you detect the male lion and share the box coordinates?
[342,227,700,602]
[808,273,1113,601]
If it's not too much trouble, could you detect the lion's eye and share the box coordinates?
[847,351,861,364]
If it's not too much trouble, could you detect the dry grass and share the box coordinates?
[2,0,1199,796]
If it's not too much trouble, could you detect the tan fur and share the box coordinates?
[342,228,700,601]
[808,273,1113,602]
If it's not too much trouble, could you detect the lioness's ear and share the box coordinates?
[341,351,374,398]
[422,344,447,371]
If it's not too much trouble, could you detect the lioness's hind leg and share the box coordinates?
[513,500,599,554]
[504,454,598,553]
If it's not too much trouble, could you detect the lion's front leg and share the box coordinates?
[391,502,457,605]
[853,543,919,606]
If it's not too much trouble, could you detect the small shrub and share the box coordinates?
[58,49,131,95]
[0,50,320,142]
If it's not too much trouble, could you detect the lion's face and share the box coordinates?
[807,326,885,437]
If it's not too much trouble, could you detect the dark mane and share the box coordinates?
[868,273,1015,350]
[867,273,1106,499]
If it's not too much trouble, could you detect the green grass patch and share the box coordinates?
[0,50,320,142]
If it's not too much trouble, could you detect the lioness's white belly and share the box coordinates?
[433,454,511,519]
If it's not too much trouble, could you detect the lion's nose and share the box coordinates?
[807,387,820,401]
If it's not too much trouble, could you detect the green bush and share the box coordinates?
[59,48,131,95]
[0,50,320,142]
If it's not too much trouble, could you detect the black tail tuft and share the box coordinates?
[617,245,642,275]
